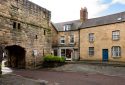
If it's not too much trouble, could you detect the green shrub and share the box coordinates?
[43,55,65,63]
[42,55,65,67]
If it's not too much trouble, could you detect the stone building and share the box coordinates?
[0,0,51,69]
[51,8,88,61]
[79,11,125,62]
[53,21,80,61]
[52,7,125,62]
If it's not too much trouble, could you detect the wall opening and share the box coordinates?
[5,45,26,69]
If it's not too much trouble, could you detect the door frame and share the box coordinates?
[60,48,73,61]
[102,49,108,61]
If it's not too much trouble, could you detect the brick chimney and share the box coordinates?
[80,7,88,22]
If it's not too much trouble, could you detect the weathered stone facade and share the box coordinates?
[57,31,80,60]
[51,23,58,48]
[51,21,81,61]
[51,8,87,61]
[0,0,51,69]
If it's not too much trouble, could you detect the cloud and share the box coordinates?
[82,0,111,18]
[111,0,125,4]
[29,0,120,22]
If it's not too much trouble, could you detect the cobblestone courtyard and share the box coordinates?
[1,63,125,85]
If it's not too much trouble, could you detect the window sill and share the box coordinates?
[112,56,121,59]
[89,55,94,57]
[60,43,65,45]
[89,41,94,43]
[70,43,74,44]
[112,39,120,41]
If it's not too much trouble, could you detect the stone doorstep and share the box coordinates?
[0,74,49,85]
[66,61,125,67]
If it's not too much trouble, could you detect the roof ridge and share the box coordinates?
[55,19,80,24]
[87,11,125,21]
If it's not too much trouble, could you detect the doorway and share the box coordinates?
[102,49,108,61]
[5,45,26,69]
[61,49,72,60]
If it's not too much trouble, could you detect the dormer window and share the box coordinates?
[63,24,71,31]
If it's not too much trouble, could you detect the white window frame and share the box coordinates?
[70,35,74,44]
[63,24,71,31]
[112,30,120,40]
[89,33,94,42]
[112,46,121,57]
[89,47,94,56]
[61,49,66,57]
[60,36,65,44]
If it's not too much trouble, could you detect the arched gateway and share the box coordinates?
[5,45,26,69]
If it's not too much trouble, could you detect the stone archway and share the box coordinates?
[5,45,26,69]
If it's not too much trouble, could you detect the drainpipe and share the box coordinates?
[78,28,80,61]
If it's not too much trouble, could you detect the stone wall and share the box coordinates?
[0,0,52,69]
[58,31,79,48]
[50,23,58,47]
[80,22,125,62]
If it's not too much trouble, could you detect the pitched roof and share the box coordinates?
[54,20,82,31]
[79,11,125,29]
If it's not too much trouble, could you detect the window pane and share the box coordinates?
[89,47,94,56]
[61,49,65,57]
[112,31,120,40]
[112,46,121,57]
[70,35,74,43]
[89,33,94,42]
[60,36,65,44]
[63,24,71,31]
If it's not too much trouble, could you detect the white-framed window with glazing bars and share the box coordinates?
[89,33,94,42]
[112,30,120,40]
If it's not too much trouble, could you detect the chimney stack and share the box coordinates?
[80,7,88,22]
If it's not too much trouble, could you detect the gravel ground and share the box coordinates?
[0,74,47,85]
[51,63,125,77]
[1,63,125,85]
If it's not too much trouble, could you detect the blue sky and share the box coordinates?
[101,3,125,17]
[29,0,125,23]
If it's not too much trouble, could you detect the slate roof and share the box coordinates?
[54,20,82,31]
[54,11,125,31]
[79,11,125,29]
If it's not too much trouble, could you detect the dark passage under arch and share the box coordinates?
[5,45,26,69]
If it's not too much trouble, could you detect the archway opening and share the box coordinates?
[5,45,26,69]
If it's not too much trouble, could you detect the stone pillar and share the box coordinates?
[0,45,4,74]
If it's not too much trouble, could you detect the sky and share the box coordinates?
[29,0,125,23]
